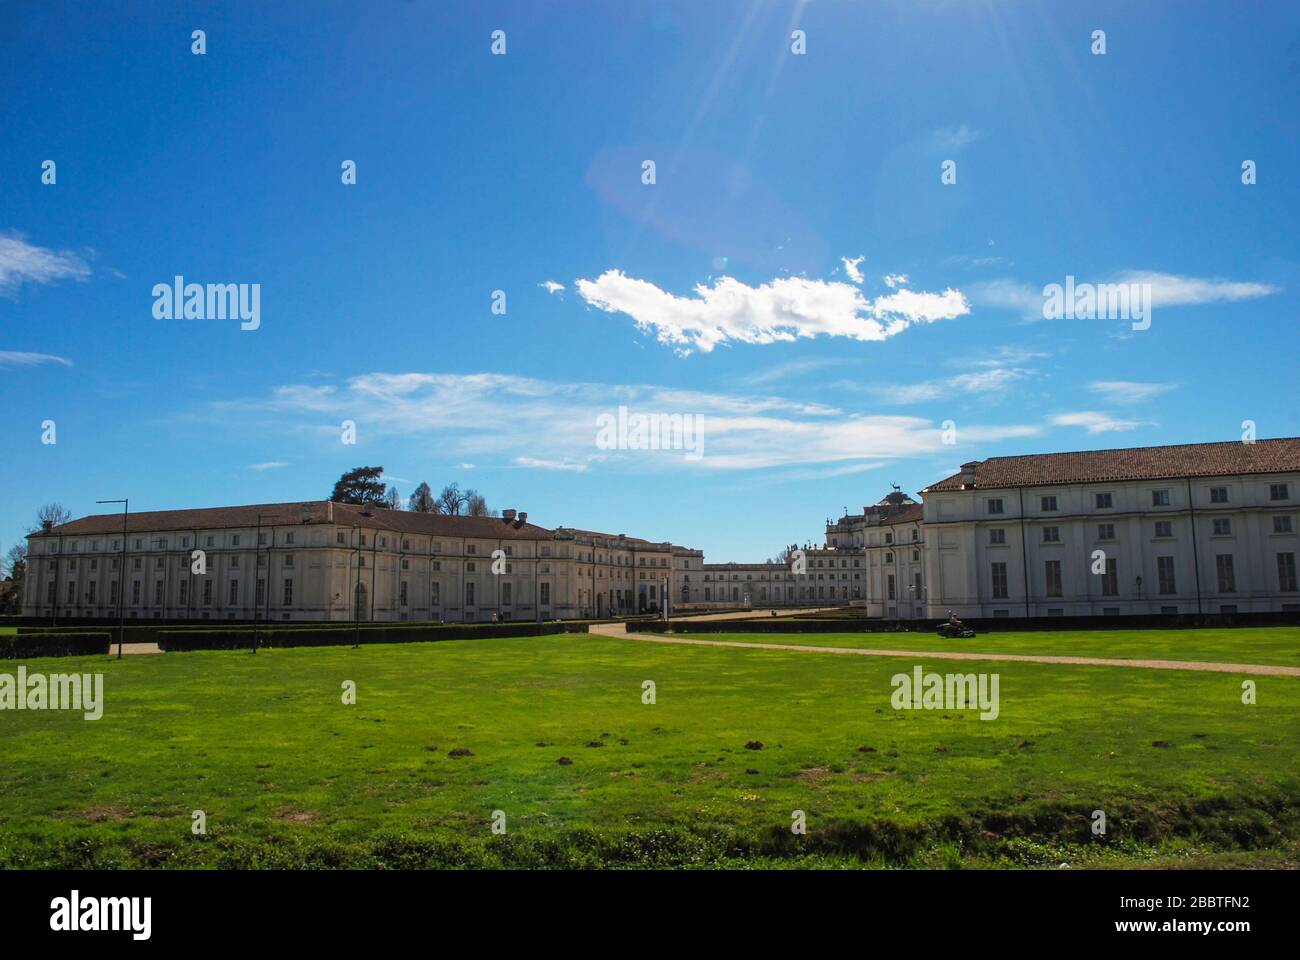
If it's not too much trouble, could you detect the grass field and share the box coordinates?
[2,630,1298,869]
[670,626,1300,668]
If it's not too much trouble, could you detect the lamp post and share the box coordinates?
[96,499,128,658]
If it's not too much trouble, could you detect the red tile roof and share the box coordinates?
[924,438,1300,491]
[29,500,555,541]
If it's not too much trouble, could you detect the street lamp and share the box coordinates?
[96,499,128,658]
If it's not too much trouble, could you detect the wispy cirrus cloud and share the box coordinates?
[247,461,289,471]
[1052,411,1150,434]
[0,233,91,295]
[0,350,72,368]
[211,371,1040,473]
[575,269,970,355]
[970,270,1280,319]
[874,366,1034,405]
[1088,380,1177,404]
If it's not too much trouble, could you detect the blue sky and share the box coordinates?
[2,0,1298,564]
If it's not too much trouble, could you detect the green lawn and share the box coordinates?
[669,626,1300,667]
[1,631,1298,868]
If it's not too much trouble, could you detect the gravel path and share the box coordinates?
[588,623,1300,677]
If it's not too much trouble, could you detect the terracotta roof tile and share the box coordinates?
[29,500,555,541]
[924,438,1300,491]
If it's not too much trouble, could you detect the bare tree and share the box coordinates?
[437,483,466,516]
[465,489,497,517]
[35,502,72,530]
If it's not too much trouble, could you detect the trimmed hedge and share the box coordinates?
[157,621,588,652]
[0,632,113,659]
[650,611,1300,635]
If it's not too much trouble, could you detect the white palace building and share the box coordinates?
[22,438,1300,622]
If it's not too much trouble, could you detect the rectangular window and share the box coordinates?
[1213,518,1232,536]
[337,532,345,544]
[1042,526,1060,543]
[1095,492,1114,509]
[1040,495,1058,512]
[256,579,265,607]
[1154,520,1173,538]
[232,535,241,547]
[1157,556,1176,595]
[887,574,895,601]
[986,498,1004,515]
[47,580,56,604]
[230,580,239,604]
[202,579,212,605]
[154,580,163,605]
[1151,489,1170,507]
[178,581,186,605]
[399,581,408,606]
[465,582,476,605]
[1270,483,1290,501]
[1044,559,1062,598]
[1210,486,1229,504]
[988,529,1006,545]
[1101,559,1118,597]
[284,554,294,567]
[67,581,76,603]
[1097,523,1115,541]
[991,561,1008,599]
[1278,553,1298,593]
[502,583,512,604]
[540,583,550,605]
[1275,516,1294,534]
[134,581,144,604]
[231,556,240,569]
[285,533,295,545]
[283,579,293,605]
[431,581,440,606]
[88,581,96,603]
[1215,554,1236,593]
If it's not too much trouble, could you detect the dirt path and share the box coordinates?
[587,622,1300,677]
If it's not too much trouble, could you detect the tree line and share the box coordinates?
[329,466,497,517]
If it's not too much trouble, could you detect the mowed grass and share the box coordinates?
[1,632,1298,869]
[670,626,1300,668]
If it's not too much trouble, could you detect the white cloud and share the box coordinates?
[883,274,909,288]
[0,233,91,294]
[841,256,865,283]
[0,350,72,368]
[927,125,983,153]
[1118,271,1279,307]
[247,461,288,471]
[1087,380,1177,404]
[971,271,1279,320]
[1052,411,1148,434]
[575,269,970,354]
[539,280,564,295]
[878,365,1032,405]
[221,371,1039,473]
[516,456,589,472]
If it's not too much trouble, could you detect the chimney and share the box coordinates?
[41,519,53,533]
[327,501,334,522]
[502,509,517,522]
[959,461,980,489]
[518,511,527,524]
